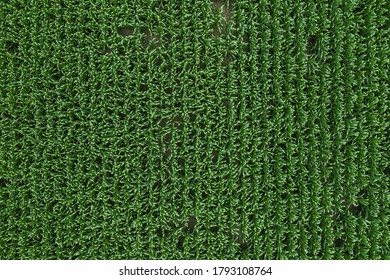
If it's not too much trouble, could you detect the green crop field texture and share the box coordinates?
[1,0,389,260]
